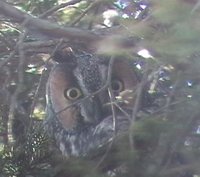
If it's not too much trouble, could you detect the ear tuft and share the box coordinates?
[53,47,76,63]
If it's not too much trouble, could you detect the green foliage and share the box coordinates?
[0,123,52,177]
[16,0,57,14]
[132,0,200,65]
[59,1,89,25]
[1,0,200,177]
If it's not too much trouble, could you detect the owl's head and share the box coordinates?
[45,48,138,156]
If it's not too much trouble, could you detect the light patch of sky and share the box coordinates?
[196,125,200,134]
[187,81,193,87]
[103,9,119,27]
[137,49,153,59]
[114,0,129,9]
[136,63,142,70]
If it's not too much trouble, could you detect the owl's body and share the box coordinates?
[44,49,138,157]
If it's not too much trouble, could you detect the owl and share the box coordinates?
[44,48,138,157]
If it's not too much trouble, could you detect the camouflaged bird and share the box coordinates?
[44,48,138,156]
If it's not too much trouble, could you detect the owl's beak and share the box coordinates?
[79,96,103,124]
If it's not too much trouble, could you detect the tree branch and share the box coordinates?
[0,1,100,42]
[40,0,82,18]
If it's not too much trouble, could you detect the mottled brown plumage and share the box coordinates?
[44,50,138,157]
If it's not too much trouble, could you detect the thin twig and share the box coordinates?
[8,29,27,144]
[29,39,65,119]
[108,88,117,133]
[191,0,200,13]
[160,161,199,177]
[113,102,132,120]
[0,49,17,69]
[129,61,149,151]
[152,99,187,115]
[29,69,47,120]
[153,71,189,174]
[70,0,101,26]
[93,139,115,170]
[0,31,13,49]
[0,67,11,146]
[40,0,82,18]
[161,107,200,172]
[0,1,100,41]
[55,56,115,116]
[163,71,182,119]
[23,40,59,49]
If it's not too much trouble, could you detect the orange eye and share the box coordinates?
[111,80,124,92]
[64,87,82,100]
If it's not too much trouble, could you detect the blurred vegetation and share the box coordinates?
[1,0,200,177]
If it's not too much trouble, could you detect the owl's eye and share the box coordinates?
[64,87,82,100]
[111,79,124,92]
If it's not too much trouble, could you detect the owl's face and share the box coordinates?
[47,64,81,129]
[45,51,138,156]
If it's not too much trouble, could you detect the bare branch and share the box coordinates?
[0,1,100,41]
[70,1,97,26]
[8,30,27,144]
[55,56,115,116]
[129,61,150,150]
[40,0,82,18]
